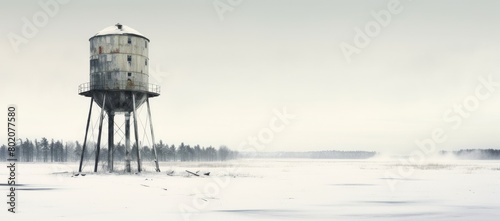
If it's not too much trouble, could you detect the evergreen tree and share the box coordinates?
[41,138,49,162]
[169,144,176,161]
[50,139,55,162]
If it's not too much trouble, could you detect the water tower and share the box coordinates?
[78,23,161,173]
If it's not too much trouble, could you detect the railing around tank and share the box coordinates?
[78,80,161,94]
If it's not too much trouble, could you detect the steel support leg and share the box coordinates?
[125,112,131,173]
[132,93,142,172]
[94,94,106,172]
[79,97,93,173]
[108,111,115,172]
[147,98,161,172]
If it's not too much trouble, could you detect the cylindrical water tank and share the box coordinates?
[89,23,150,92]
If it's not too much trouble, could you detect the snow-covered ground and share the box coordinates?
[2,159,500,220]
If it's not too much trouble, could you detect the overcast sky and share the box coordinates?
[2,0,500,153]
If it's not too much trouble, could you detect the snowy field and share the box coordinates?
[2,159,500,221]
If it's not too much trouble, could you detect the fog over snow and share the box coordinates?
[2,159,500,220]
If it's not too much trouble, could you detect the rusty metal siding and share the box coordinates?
[89,34,149,91]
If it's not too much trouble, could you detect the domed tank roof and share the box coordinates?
[91,23,149,41]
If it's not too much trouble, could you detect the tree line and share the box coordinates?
[0,138,238,163]
[439,149,500,160]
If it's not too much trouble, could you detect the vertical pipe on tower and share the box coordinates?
[79,97,94,173]
[125,112,131,173]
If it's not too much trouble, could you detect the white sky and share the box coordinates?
[2,0,500,153]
